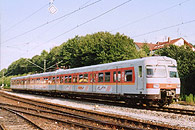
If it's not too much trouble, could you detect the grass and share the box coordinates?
[178,94,195,105]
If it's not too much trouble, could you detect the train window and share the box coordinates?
[147,69,153,77]
[146,65,166,78]
[43,78,46,83]
[168,66,179,78]
[170,71,179,78]
[90,74,93,82]
[105,72,110,82]
[118,71,121,82]
[139,66,142,77]
[60,76,63,83]
[57,76,59,79]
[79,74,83,83]
[31,79,34,83]
[125,70,132,82]
[98,73,104,82]
[84,74,88,83]
[69,75,72,83]
[73,75,77,83]
[52,77,55,83]
[65,76,68,83]
[49,77,52,84]
[90,73,95,82]
[113,71,116,82]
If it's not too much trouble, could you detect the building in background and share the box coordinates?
[135,37,195,53]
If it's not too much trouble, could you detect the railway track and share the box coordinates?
[61,94,195,117]
[0,106,44,130]
[0,91,187,130]
[3,90,195,117]
[0,103,142,130]
[144,105,195,116]
[74,96,195,116]
[0,124,6,130]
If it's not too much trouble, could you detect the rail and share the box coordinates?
[0,91,184,130]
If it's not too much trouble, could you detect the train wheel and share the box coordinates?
[146,101,153,107]
[125,99,137,107]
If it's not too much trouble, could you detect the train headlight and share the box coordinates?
[153,84,159,88]
[177,84,180,88]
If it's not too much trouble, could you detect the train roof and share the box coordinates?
[11,56,176,80]
[56,56,176,74]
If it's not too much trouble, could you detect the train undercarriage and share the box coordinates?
[12,88,179,107]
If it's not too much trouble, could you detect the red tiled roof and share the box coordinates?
[134,42,156,51]
[154,37,195,50]
[154,38,181,50]
[135,37,195,51]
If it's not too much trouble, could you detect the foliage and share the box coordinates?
[59,32,140,68]
[2,32,143,76]
[5,50,49,76]
[155,45,195,95]
[0,68,7,77]
[141,43,150,56]
[183,94,194,105]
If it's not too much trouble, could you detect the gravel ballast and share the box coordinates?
[3,91,195,130]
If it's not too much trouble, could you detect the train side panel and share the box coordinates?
[11,56,180,106]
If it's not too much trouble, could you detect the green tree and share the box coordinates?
[141,43,150,56]
[0,68,7,77]
[6,58,30,76]
[46,46,63,71]
[2,32,145,76]
[60,32,140,68]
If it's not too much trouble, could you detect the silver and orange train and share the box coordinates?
[11,56,180,106]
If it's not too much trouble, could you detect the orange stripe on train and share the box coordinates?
[146,83,178,89]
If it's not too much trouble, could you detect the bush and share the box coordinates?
[185,94,194,104]
[194,96,195,102]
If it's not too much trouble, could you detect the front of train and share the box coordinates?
[145,56,180,106]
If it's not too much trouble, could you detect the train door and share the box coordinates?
[90,72,94,92]
[114,67,122,94]
[73,74,77,92]
[137,65,144,90]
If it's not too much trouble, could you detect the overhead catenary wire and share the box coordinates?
[25,59,44,70]
[109,0,191,32]
[4,0,133,72]
[2,0,102,45]
[46,0,133,43]
[3,3,48,33]
[132,19,195,38]
[46,60,63,70]
[2,0,194,72]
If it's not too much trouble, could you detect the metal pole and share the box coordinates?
[2,71,4,89]
[44,59,46,72]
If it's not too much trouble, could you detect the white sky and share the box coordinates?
[1,0,195,70]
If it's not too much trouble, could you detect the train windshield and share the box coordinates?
[168,66,179,78]
[146,65,166,78]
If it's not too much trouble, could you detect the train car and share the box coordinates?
[11,56,180,106]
